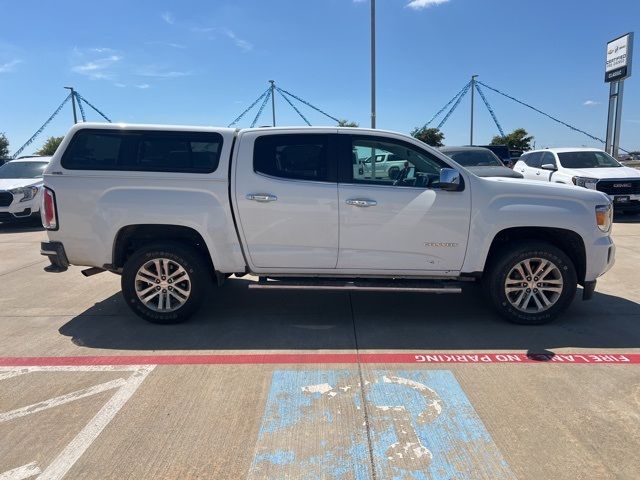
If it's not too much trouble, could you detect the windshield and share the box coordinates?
[558,151,621,169]
[445,150,503,167]
[481,145,510,161]
[0,161,49,179]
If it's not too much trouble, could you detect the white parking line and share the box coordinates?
[36,365,154,480]
[0,462,41,480]
[0,364,155,480]
[0,369,30,381]
[0,378,127,423]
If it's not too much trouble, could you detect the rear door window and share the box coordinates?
[522,152,542,168]
[62,129,223,173]
[253,134,333,182]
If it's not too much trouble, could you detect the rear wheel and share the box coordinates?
[121,243,208,324]
[484,242,577,325]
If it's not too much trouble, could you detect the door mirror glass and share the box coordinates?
[440,168,463,191]
[540,163,557,171]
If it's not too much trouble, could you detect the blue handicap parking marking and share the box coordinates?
[248,370,514,480]
[248,370,371,479]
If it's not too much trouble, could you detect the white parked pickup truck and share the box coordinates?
[40,124,616,325]
[514,148,640,213]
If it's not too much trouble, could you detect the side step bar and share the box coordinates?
[248,278,462,294]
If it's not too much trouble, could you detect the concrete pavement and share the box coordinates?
[1,218,639,479]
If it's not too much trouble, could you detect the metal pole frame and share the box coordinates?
[65,86,78,124]
[470,75,477,145]
[370,0,376,129]
[605,81,626,157]
[269,80,276,127]
[612,81,624,158]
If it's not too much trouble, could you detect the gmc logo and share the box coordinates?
[613,183,632,188]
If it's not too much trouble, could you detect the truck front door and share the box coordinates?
[336,134,471,273]
[233,131,339,270]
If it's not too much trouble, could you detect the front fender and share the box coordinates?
[461,188,596,274]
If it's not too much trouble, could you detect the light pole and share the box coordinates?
[269,80,276,127]
[370,0,376,128]
[470,75,477,145]
[64,86,78,124]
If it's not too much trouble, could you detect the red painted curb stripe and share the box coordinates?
[0,353,638,366]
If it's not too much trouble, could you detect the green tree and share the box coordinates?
[0,132,9,158]
[490,128,534,151]
[337,119,359,127]
[410,126,445,147]
[35,136,64,156]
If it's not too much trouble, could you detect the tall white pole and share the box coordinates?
[64,86,78,124]
[370,0,376,128]
[269,80,276,127]
[470,75,477,145]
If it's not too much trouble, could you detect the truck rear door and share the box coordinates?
[232,130,339,270]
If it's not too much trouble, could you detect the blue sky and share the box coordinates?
[0,0,638,155]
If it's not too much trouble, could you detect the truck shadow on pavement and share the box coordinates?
[614,212,640,224]
[0,221,43,233]
[58,278,640,353]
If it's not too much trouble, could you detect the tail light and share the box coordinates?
[42,187,58,230]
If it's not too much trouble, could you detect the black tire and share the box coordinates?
[484,242,577,325]
[121,242,208,324]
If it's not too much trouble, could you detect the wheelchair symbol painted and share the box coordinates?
[249,370,515,480]
[302,374,442,472]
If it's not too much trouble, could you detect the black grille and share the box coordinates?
[0,191,13,207]
[596,179,640,195]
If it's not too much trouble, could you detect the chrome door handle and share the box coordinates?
[346,198,377,207]
[246,193,277,202]
[536,171,541,175]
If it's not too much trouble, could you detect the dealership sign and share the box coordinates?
[605,32,633,82]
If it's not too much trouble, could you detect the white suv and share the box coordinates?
[0,157,52,223]
[514,148,640,213]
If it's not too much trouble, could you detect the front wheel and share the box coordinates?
[121,243,208,324]
[484,242,577,325]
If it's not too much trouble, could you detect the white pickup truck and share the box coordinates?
[40,123,615,325]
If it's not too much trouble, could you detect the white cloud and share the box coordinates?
[145,41,186,49]
[91,47,115,53]
[114,83,126,88]
[135,66,193,78]
[135,83,150,89]
[161,12,175,24]
[72,54,122,80]
[191,25,253,51]
[583,100,601,107]
[190,26,215,33]
[223,29,253,51]
[406,0,450,9]
[0,59,21,73]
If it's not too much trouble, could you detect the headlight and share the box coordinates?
[9,186,39,203]
[572,176,598,189]
[595,204,612,232]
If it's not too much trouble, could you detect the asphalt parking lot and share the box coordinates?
[1,218,639,480]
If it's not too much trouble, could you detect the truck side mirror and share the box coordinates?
[540,163,557,171]
[440,168,463,191]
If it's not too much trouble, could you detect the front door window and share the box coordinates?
[351,137,447,189]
